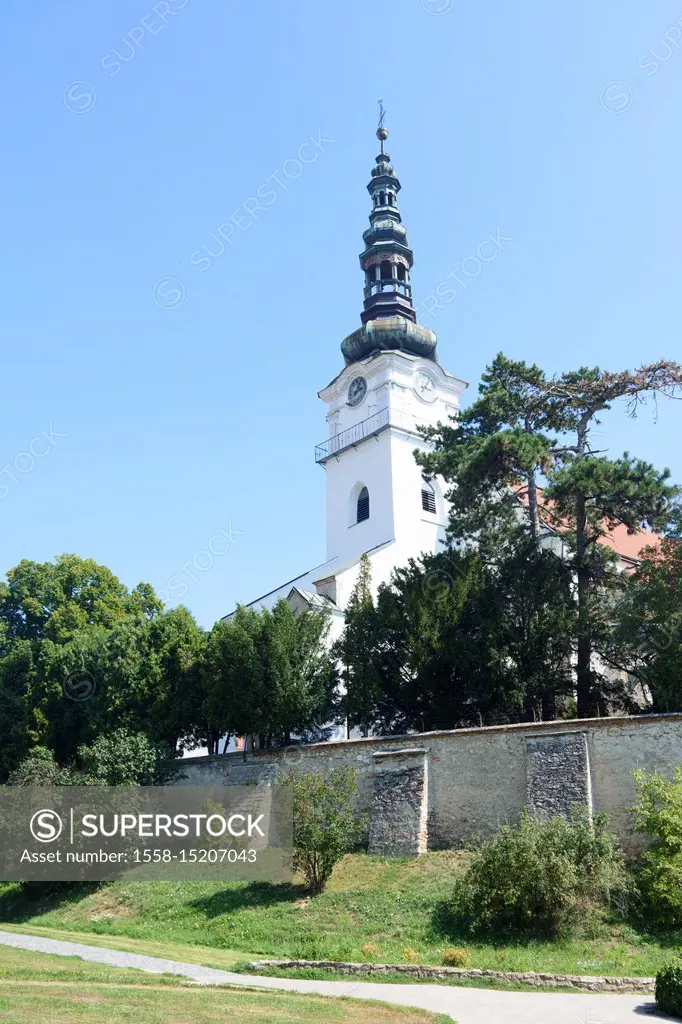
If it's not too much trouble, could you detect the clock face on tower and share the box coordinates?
[347,376,367,407]
[415,371,437,402]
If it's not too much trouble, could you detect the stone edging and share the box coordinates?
[247,959,655,994]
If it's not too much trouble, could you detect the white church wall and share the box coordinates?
[324,428,395,565]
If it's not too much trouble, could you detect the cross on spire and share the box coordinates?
[377,99,387,154]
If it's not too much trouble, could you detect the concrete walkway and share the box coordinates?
[0,929,674,1024]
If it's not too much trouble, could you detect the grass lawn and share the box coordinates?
[0,947,451,1024]
[0,852,678,978]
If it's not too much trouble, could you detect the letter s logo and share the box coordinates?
[30,809,64,843]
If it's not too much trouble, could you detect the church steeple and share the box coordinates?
[360,107,416,325]
[341,108,438,365]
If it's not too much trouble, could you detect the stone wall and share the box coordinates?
[176,714,682,856]
[525,732,592,819]
[368,748,428,856]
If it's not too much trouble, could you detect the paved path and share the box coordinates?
[0,929,674,1024]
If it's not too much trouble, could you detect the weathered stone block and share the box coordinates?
[526,731,592,819]
[368,748,428,856]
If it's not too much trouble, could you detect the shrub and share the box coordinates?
[442,948,469,967]
[632,767,682,927]
[281,767,367,894]
[77,729,179,786]
[6,746,83,786]
[656,957,682,1017]
[402,946,420,962]
[360,942,381,960]
[446,810,631,939]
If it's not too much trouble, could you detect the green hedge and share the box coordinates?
[656,959,682,1017]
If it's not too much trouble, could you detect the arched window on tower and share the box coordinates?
[421,481,437,515]
[397,264,406,281]
[356,487,370,523]
[380,260,392,283]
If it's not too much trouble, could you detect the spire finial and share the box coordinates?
[377,98,389,154]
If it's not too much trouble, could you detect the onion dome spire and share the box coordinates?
[341,105,438,365]
[360,105,416,324]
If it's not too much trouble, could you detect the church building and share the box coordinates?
[224,122,467,649]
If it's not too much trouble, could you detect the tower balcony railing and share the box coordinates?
[315,407,390,464]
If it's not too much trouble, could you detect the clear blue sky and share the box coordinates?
[1,0,681,628]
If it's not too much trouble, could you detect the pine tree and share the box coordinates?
[419,355,682,718]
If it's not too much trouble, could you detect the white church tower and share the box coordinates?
[226,117,467,626]
[311,117,467,612]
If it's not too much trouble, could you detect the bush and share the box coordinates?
[632,767,682,927]
[446,810,631,939]
[281,767,367,894]
[656,958,682,1017]
[6,746,83,786]
[77,729,179,786]
[442,948,469,967]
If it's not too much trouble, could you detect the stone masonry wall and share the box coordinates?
[176,714,682,856]
[526,732,592,819]
[368,749,428,856]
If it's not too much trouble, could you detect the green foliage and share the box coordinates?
[419,354,682,719]
[656,957,682,1017]
[6,730,179,788]
[418,354,571,552]
[336,545,575,735]
[632,767,682,927]
[610,539,682,712]
[6,746,86,786]
[281,767,367,894]
[0,555,208,778]
[204,600,337,750]
[0,641,34,780]
[0,555,163,649]
[334,555,383,736]
[77,729,179,786]
[446,811,631,939]
[548,454,679,541]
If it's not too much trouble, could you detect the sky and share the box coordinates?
[1,0,681,628]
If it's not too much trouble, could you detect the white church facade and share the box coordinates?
[224,123,467,652]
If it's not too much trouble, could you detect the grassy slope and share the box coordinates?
[0,852,678,977]
[0,947,451,1024]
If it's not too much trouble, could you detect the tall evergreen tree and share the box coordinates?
[334,555,382,736]
[542,362,682,715]
[203,599,336,752]
[419,355,682,717]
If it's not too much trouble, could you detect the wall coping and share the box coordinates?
[178,713,682,766]
[372,747,428,760]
